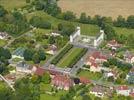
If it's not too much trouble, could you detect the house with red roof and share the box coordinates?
[124,51,134,64]
[116,85,130,96]
[86,51,107,72]
[79,77,91,84]
[51,75,73,90]
[107,40,121,50]
[34,67,45,76]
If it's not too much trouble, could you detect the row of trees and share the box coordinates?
[32,0,61,17]
[103,58,132,72]
[0,47,11,74]
[23,49,46,64]
[31,0,134,29]
[51,44,73,65]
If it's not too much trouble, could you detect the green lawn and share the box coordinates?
[0,39,7,47]
[77,70,102,80]
[57,47,84,68]
[40,83,52,92]
[114,27,134,36]
[40,90,67,100]
[26,11,100,36]
[0,0,27,10]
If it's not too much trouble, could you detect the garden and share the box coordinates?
[57,47,87,68]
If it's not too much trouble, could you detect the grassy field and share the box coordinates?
[58,0,134,19]
[26,11,100,36]
[77,70,102,80]
[57,47,84,68]
[0,39,7,47]
[0,0,27,10]
[40,90,67,100]
[114,27,134,36]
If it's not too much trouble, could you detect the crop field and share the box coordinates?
[0,0,27,10]
[58,0,134,19]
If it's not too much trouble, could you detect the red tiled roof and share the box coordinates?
[80,77,91,84]
[52,75,73,87]
[91,51,101,59]
[90,51,107,60]
[35,67,45,76]
[117,86,128,90]
[91,62,98,68]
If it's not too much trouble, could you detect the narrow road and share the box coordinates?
[0,74,15,91]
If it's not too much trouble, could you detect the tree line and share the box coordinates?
[30,0,134,29]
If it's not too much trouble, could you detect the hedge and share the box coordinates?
[68,48,88,68]
[51,44,73,65]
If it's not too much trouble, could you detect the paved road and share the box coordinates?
[43,42,70,67]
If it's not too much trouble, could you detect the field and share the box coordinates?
[114,27,134,36]
[77,70,102,80]
[58,0,134,19]
[0,0,27,10]
[57,47,85,68]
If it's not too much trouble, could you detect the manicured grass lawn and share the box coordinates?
[0,0,27,10]
[26,11,100,36]
[40,83,52,92]
[0,39,7,47]
[57,47,84,68]
[40,89,67,100]
[77,70,102,80]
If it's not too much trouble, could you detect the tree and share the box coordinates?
[62,11,76,21]
[108,58,117,65]
[79,12,88,24]
[0,47,11,59]
[92,15,102,25]
[103,61,109,67]
[23,49,35,61]
[103,24,116,40]
[30,16,51,29]
[0,5,7,17]
[59,23,75,36]
[107,76,114,82]
[126,15,134,28]
[32,53,40,64]
[38,49,46,61]
[41,72,51,84]
[0,83,14,100]
[48,36,55,44]
[14,77,40,100]
[114,15,126,27]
